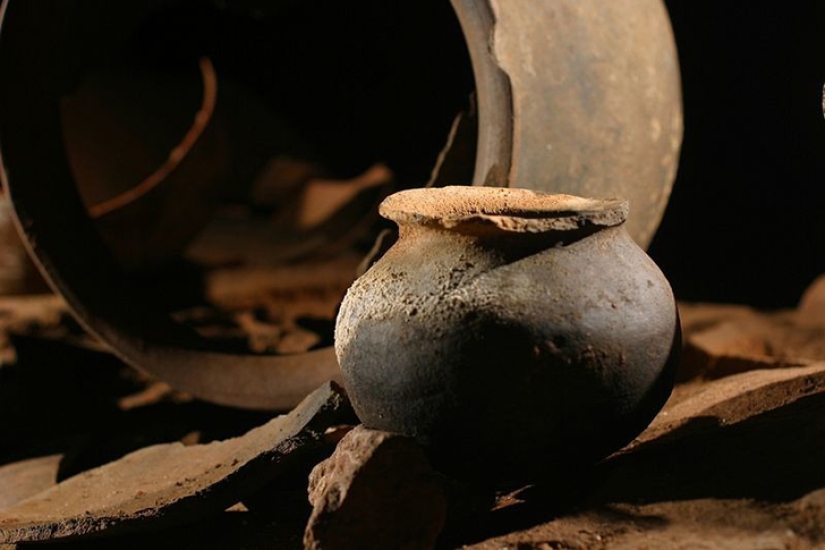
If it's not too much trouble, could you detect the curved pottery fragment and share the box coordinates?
[454,0,683,246]
[0,1,681,410]
[335,187,681,481]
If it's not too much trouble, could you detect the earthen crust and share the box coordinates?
[380,187,629,234]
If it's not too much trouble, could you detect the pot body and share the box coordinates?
[336,221,679,480]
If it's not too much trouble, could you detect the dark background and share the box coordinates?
[186,0,825,309]
[649,1,825,308]
[6,0,825,309]
[174,0,825,309]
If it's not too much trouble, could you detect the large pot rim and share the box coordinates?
[380,186,628,233]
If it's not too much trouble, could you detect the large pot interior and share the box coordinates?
[58,0,478,350]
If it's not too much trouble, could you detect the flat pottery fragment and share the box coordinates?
[0,455,61,510]
[677,302,758,337]
[683,310,825,379]
[0,382,354,544]
[796,274,825,326]
[634,362,825,447]
[304,426,446,550]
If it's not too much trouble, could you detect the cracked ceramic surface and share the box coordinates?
[335,187,680,482]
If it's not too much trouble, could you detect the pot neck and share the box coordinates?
[383,187,629,251]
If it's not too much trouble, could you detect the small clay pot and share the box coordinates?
[335,187,680,482]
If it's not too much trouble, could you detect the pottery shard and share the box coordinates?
[635,362,825,448]
[797,274,825,326]
[0,455,62,511]
[304,426,446,550]
[681,309,825,380]
[0,382,354,544]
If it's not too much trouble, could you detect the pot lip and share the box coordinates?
[380,186,629,234]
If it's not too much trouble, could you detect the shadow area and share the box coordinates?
[443,391,825,547]
[17,512,305,550]
[592,392,825,505]
[0,334,271,477]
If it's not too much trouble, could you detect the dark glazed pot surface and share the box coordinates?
[336,187,680,482]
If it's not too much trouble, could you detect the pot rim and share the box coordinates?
[380,186,629,234]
